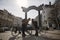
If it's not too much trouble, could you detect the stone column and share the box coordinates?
[25,12,27,19]
[38,11,41,27]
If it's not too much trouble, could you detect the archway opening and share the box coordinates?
[27,9,38,24]
[27,9,38,19]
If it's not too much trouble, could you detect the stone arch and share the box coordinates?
[21,6,38,12]
[21,6,39,19]
[21,5,43,27]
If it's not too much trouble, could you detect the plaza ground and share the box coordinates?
[0,30,60,40]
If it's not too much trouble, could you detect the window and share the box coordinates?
[43,10,45,13]
[44,20,47,24]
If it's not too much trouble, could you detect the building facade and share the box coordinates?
[0,9,23,28]
[41,3,55,28]
[35,2,56,29]
[13,17,22,27]
[0,9,14,27]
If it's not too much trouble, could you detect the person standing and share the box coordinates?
[32,19,38,36]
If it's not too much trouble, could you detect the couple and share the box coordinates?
[22,18,38,37]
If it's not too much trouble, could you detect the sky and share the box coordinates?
[0,0,55,19]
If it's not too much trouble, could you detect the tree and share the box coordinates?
[50,8,59,29]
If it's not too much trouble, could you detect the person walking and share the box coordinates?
[22,18,30,37]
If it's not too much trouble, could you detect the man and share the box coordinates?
[22,18,30,37]
[32,19,38,36]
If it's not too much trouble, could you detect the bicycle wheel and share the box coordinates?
[11,27,20,36]
[25,30,36,36]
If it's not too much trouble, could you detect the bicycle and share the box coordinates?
[10,26,46,40]
[10,26,36,37]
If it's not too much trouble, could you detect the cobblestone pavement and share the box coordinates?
[0,31,60,40]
